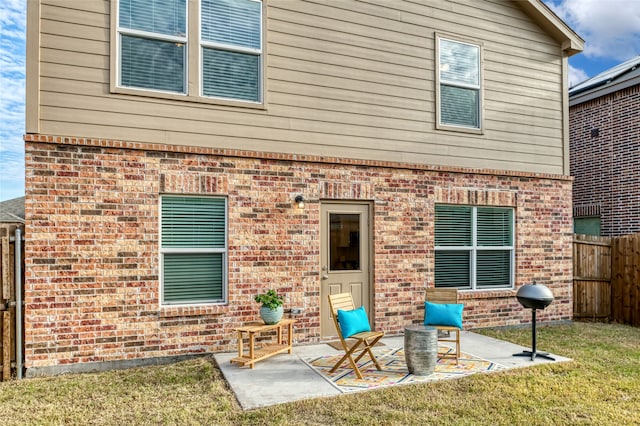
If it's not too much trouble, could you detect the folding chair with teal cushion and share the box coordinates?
[328,293,385,379]
[424,288,463,364]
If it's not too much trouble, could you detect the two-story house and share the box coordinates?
[569,55,640,237]
[23,0,582,376]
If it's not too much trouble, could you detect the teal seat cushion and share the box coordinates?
[337,306,371,338]
[424,301,463,329]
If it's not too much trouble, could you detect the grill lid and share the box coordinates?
[516,282,554,310]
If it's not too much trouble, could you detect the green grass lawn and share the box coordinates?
[1,322,638,425]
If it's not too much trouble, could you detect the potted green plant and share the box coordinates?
[255,289,284,325]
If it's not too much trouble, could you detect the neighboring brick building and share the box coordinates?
[569,55,640,236]
[23,0,583,376]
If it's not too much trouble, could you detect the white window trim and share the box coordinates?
[435,206,515,290]
[159,195,229,307]
[435,33,484,134]
[110,0,265,108]
[199,0,263,102]
[115,1,189,95]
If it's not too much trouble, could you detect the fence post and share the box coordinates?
[634,235,640,327]
[1,230,9,301]
[1,226,11,380]
[2,311,9,380]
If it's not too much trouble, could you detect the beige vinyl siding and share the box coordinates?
[25,0,40,133]
[36,0,568,174]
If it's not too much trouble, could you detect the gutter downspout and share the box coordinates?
[15,228,22,379]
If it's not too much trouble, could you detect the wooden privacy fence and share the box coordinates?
[0,224,23,381]
[611,234,640,327]
[573,233,640,327]
[573,234,612,320]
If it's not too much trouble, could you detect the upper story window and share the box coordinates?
[201,0,262,101]
[118,0,187,94]
[436,35,482,132]
[115,0,263,104]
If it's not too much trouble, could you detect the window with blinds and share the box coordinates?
[116,0,262,103]
[160,196,227,305]
[201,0,262,102]
[435,205,513,290]
[118,0,187,93]
[437,36,482,130]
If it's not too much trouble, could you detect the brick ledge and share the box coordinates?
[159,304,229,318]
[459,289,517,299]
[24,133,573,182]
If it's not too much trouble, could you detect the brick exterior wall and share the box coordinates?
[23,135,573,373]
[570,83,640,236]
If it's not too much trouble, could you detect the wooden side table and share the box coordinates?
[230,319,296,368]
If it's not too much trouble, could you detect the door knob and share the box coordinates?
[321,265,329,279]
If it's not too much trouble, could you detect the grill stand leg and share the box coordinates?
[513,309,556,361]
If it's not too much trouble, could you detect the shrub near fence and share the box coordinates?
[574,233,640,327]
[0,224,23,381]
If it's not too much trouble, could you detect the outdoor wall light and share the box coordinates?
[294,195,305,209]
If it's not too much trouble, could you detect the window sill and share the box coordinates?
[436,123,483,135]
[111,86,266,111]
[459,289,516,299]
[160,303,229,318]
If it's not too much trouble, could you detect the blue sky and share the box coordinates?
[1,1,640,201]
[0,0,26,201]
[546,0,640,86]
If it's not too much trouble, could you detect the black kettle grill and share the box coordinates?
[513,282,556,361]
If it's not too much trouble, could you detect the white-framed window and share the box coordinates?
[160,195,228,305]
[117,0,188,94]
[201,0,262,102]
[436,35,482,131]
[434,205,514,290]
[115,0,263,104]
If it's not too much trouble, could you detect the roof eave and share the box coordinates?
[569,73,640,106]
[516,0,584,57]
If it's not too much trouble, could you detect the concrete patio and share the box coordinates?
[214,331,571,410]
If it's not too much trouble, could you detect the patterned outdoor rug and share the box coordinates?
[303,346,506,393]
[326,340,385,351]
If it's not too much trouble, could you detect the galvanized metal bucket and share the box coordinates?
[404,324,438,376]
